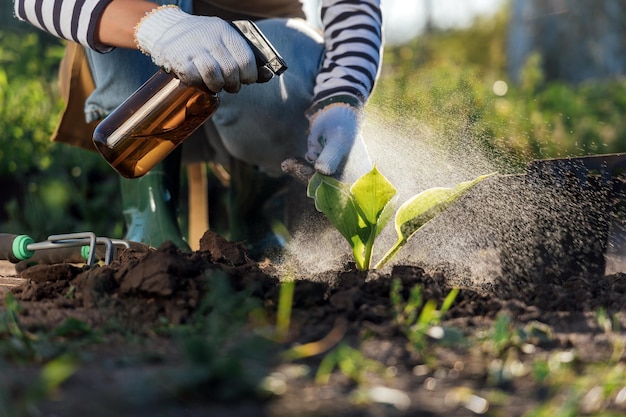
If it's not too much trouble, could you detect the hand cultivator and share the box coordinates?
[0,231,151,271]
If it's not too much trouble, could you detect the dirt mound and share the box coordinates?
[11,229,626,335]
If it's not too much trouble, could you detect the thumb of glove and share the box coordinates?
[305,104,360,176]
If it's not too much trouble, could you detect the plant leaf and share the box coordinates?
[375,173,495,269]
[350,165,397,227]
[376,196,397,238]
[395,173,495,243]
[307,173,369,268]
[309,174,366,243]
[306,172,325,200]
[40,355,78,393]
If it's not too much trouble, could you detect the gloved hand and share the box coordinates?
[305,102,372,181]
[134,5,257,93]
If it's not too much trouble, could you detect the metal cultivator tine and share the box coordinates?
[27,232,131,267]
[47,232,98,266]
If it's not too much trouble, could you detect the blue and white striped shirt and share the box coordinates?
[13,0,383,106]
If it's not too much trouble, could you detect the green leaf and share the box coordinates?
[308,173,362,241]
[307,173,369,268]
[309,168,495,271]
[440,287,460,317]
[376,196,397,238]
[40,355,78,393]
[306,172,325,200]
[396,173,494,240]
[375,173,495,269]
[275,280,295,342]
[350,165,396,226]
[307,168,396,270]
[52,317,93,338]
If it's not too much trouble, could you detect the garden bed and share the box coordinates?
[1,228,626,417]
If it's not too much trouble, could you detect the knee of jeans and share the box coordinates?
[211,97,306,175]
[84,47,157,120]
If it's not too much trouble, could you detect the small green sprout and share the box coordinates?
[390,279,464,354]
[307,166,495,270]
[315,342,385,386]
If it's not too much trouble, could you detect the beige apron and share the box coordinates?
[51,41,100,151]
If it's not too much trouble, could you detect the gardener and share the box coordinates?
[13,0,383,258]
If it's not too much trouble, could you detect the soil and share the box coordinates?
[2,225,626,417]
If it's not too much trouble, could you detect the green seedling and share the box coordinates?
[0,354,78,417]
[595,307,624,364]
[275,279,295,343]
[167,272,276,401]
[482,313,552,359]
[390,279,464,354]
[307,166,495,270]
[315,341,385,386]
[0,293,99,363]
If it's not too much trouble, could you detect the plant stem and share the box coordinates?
[276,280,295,342]
[373,239,405,270]
[362,226,377,270]
[352,247,367,270]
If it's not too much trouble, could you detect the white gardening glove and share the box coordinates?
[135,5,257,93]
[305,102,372,181]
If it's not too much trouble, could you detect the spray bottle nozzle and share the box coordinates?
[230,20,288,82]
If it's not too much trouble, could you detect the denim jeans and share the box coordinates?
[84,8,324,176]
[84,0,191,123]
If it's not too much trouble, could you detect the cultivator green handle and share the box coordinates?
[0,232,153,272]
[0,233,35,263]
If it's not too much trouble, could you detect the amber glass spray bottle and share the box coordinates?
[93,20,287,179]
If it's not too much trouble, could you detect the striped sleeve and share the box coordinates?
[311,0,383,108]
[13,0,114,52]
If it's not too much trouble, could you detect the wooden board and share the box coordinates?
[0,261,24,295]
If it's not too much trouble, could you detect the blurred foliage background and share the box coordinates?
[0,16,123,240]
[2,1,626,241]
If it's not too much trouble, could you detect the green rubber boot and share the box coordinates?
[227,158,291,259]
[120,148,191,251]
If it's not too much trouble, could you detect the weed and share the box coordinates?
[0,354,78,417]
[390,278,464,354]
[315,342,385,386]
[0,294,100,363]
[478,313,552,359]
[165,271,278,401]
[474,313,553,387]
[275,278,295,343]
[595,307,625,364]
[526,357,626,416]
